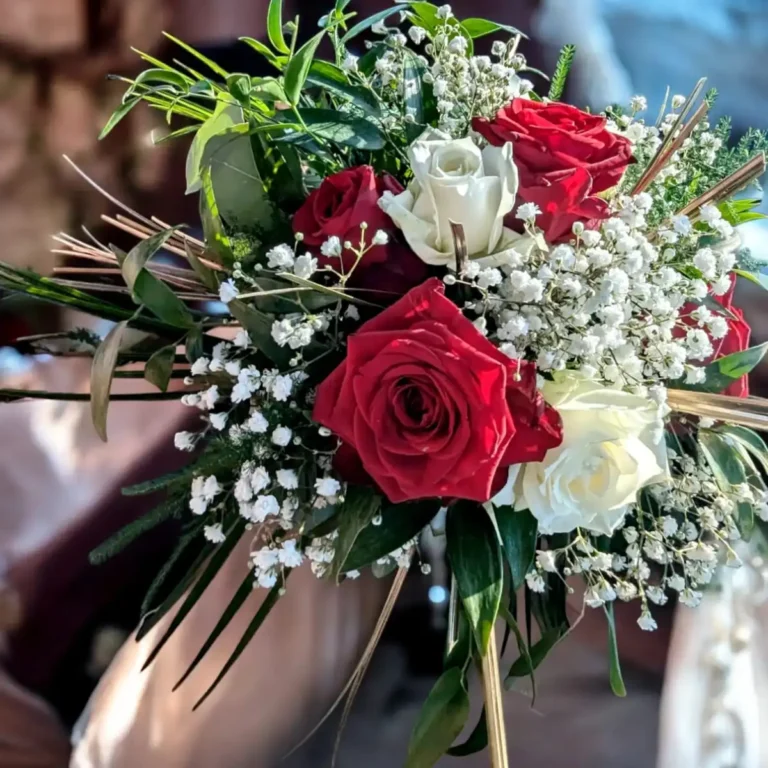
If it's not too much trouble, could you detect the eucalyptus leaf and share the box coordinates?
[144,344,177,392]
[446,501,503,655]
[495,507,537,593]
[405,667,471,768]
[90,320,129,441]
[267,0,290,54]
[284,30,326,105]
[605,604,627,697]
[330,486,382,581]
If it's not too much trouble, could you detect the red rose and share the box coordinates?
[679,276,752,397]
[313,278,563,503]
[473,99,634,241]
[714,277,752,397]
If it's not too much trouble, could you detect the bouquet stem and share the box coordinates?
[481,629,509,768]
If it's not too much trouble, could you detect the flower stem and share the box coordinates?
[481,627,509,768]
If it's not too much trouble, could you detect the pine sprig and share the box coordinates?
[548,45,576,102]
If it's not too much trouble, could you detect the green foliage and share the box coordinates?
[143,344,177,392]
[446,502,503,655]
[679,342,768,394]
[89,496,183,565]
[90,320,129,441]
[495,507,538,592]
[329,486,382,580]
[548,44,576,102]
[284,30,326,105]
[267,0,290,54]
[405,667,471,768]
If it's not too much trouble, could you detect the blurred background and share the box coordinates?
[1,1,767,766]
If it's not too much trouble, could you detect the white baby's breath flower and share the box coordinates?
[278,539,304,568]
[371,229,389,246]
[219,279,238,304]
[321,236,342,258]
[637,611,658,632]
[174,431,196,452]
[270,374,294,402]
[409,26,427,45]
[315,476,341,497]
[277,469,299,490]
[341,53,359,72]
[204,524,227,544]
[525,572,546,593]
[536,550,557,573]
[190,357,209,376]
[210,412,229,431]
[246,409,269,434]
[271,426,292,447]
[294,253,318,279]
[266,244,295,269]
[630,95,648,112]
[437,4,453,19]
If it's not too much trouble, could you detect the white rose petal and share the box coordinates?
[500,371,669,536]
[380,129,532,268]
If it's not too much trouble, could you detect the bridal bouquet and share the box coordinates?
[4,1,768,765]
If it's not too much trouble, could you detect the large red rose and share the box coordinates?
[292,165,426,294]
[473,99,634,241]
[313,278,563,503]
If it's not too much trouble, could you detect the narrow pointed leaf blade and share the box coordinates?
[495,507,537,593]
[267,0,290,53]
[446,501,503,655]
[193,577,286,710]
[406,667,470,768]
[330,486,382,580]
[144,344,177,392]
[284,30,326,105]
[90,320,129,441]
[605,604,627,697]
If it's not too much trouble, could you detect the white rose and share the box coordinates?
[379,129,532,267]
[494,371,669,535]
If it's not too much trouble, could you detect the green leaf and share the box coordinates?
[276,272,380,307]
[342,5,408,43]
[122,229,179,292]
[227,299,290,366]
[226,73,252,105]
[699,431,754,537]
[90,320,129,441]
[163,33,230,78]
[306,60,381,116]
[680,342,768,394]
[200,169,234,265]
[330,486,382,581]
[132,270,196,328]
[342,500,439,572]
[604,604,627,697]
[202,125,275,232]
[174,572,254,691]
[529,573,570,635]
[144,344,177,392]
[239,36,284,69]
[549,44,576,102]
[405,668,471,768]
[734,268,768,292]
[193,576,286,710]
[286,108,385,150]
[184,242,219,292]
[403,53,426,125]
[447,710,487,757]
[185,326,206,364]
[267,0,290,54]
[460,18,526,39]
[284,30,326,105]
[716,424,768,474]
[185,101,243,194]
[404,2,440,33]
[250,77,288,102]
[99,97,141,139]
[505,628,560,681]
[134,68,191,90]
[495,507,537,593]
[142,517,246,670]
[446,502,503,655]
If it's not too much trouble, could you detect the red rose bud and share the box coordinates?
[292,165,426,295]
[474,99,634,241]
[313,278,563,503]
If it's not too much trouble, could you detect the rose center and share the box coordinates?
[392,378,441,431]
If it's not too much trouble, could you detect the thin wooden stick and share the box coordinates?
[669,389,768,430]
[481,629,509,768]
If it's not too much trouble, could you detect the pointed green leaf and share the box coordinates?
[446,502,503,655]
[447,709,487,757]
[343,5,407,42]
[226,73,252,105]
[227,299,290,365]
[132,270,196,328]
[342,500,439,573]
[184,242,219,292]
[144,344,177,392]
[200,169,234,266]
[193,577,286,710]
[185,101,243,194]
[406,667,470,768]
[267,0,290,54]
[604,604,627,697]
[134,68,192,90]
[716,424,768,474]
[90,320,129,441]
[330,486,382,580]
[174,572,254,691]
[289,108,386,150]
[306,61,381,116]
[680,342,768,394]
[461,18,525,39]
[505,627,559,681]
[99,97,141,139]
[284,30,326,105]
[495,507,538,593]
[142,517,246,669]
[403,52,426,125]
[239,37,284,69]
[185,327,205,365]
[163,33,230,77]
[122,229,179,292]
